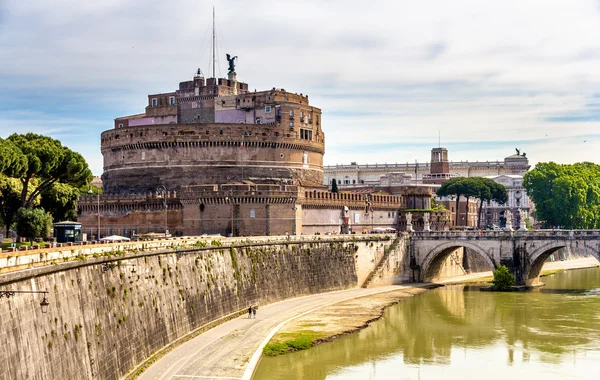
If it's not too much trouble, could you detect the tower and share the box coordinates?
[430,147,449,175]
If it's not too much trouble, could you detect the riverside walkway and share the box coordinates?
[137,284,429,380]
[138,257,599,380]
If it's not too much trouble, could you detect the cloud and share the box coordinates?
[1,0,600,174]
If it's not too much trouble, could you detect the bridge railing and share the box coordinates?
[412,230,600,239]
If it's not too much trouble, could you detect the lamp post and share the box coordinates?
[156,185,168,238]
[0,290,50,313]
[88,188,100,240]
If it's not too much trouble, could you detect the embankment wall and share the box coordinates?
[0,236,392,380]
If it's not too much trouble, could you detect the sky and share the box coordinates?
[1,0,600,175]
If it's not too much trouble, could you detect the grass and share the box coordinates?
[263,330,322,356]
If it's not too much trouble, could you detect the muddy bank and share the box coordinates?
[263,285,437,356]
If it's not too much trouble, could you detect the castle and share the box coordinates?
[78,67,405,237]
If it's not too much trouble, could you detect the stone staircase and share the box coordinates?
[361,237,401,288]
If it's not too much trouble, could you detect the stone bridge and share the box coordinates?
[411,230,600,286]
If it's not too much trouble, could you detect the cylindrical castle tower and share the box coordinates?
[101,77,325,193]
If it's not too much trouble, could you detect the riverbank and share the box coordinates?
[263,286,435,356]
[264,257,600,357]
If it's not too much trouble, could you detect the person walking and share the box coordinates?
[248,306,252,319]
[252,306,257,319]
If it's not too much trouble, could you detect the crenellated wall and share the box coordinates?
[0,236,394,380]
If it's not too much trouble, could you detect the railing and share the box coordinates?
[412,230,600,239]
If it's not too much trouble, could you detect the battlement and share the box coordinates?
[303,191,403,209]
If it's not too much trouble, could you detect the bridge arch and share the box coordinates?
[420,241,496,282]
[524,241,600,286]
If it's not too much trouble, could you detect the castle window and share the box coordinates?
[265,106,271,113]
[142,151,146,160]
[353,180,356,184]
[220,130,223,135]
[169,96,175,105]
[300,128,312,140]
[256,118,262,124]
[274,132,279,137]
[250,209,256,218]
[289,110,294,117]
[290,121,294,130]
[152,98,157,107]
[118,123,123,128]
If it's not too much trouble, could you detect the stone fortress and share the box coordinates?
[102,71,325,193]
[79,63,402,237]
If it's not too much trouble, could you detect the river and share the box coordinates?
[254,267,600,380]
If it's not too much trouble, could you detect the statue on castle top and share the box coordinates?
[515,148,520,156]
[226,54,238,74]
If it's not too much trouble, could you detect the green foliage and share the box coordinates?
[263,330,321,356]
[331,178,339,193]
[492,265,515,290]
[1,133,93,208]
[0,175,23,236]
[0,138,27,177]
[437,177,507,227]
[523,162,600,229]
[15,207,52,242]
[40,182,81,222]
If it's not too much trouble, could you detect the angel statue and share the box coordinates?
[515,148,520,155]
[226,54,238,74]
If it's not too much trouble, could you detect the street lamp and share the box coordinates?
[0,290,50,313]
[88,188,100,240]
[156,185,168,238]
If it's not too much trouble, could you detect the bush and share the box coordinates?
[492,265,514,290]
[15,208,52,243]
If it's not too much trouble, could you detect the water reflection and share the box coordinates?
[254,268,600,380]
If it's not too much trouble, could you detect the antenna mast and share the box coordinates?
[212,7,216,79]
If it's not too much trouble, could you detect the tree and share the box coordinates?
[473,178,508,228]
[15,207,53,244]
[2,134,93,209]
[331,179,339,193]
[492,265,514,290]
[437,177,467,226]
[437,177,487,227]
[524,162,600,229]
[40,183,81,222]
[0,138,27,177]
[0,176,22,237]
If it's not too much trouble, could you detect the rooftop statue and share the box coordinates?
[515,148,520,155]
[226,54,238,74]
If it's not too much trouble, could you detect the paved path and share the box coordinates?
[138,284,430,380]
[138,258,599,380]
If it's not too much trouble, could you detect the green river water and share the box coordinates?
[254,267,600,380]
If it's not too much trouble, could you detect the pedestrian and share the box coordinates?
[252,306,257,319]
[248,306,252,319]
